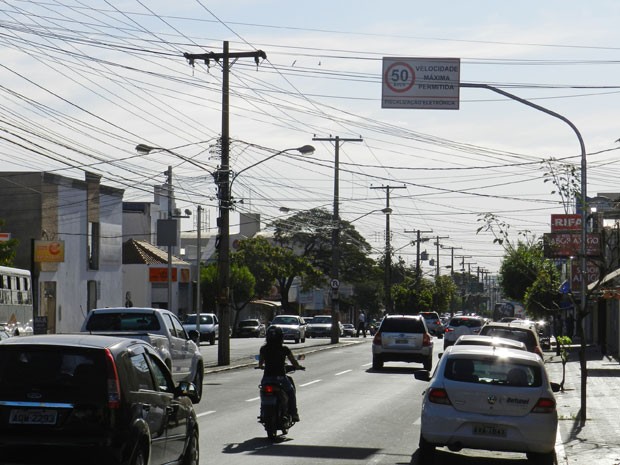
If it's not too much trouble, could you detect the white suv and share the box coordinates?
[443,315,485,350]
[415,344,559,464]
[372,314,433,370]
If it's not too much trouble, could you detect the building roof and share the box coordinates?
[123,239,190,266]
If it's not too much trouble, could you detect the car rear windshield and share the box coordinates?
[0,346,106,399]
[450,318,483,328]
[380,318,425,333]
[85,312,161,331]
[444,357,542,387]
[239,320,259,327]
[420,312,439,320]
[480,327,537,351]
[312,316,331,324]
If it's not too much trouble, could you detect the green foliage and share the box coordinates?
[391,274,458,314]
[541,158,580,214]
[0,219,18,266]
[198,262,255,313]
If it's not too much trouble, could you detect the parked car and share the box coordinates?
[415,344,559,465]
[182,313,219,345]
[372,314,433,370]
[419,311,444,338]
[342,323,356,337]
[268,315,307,343]
[479,321,544,358]
[0,334,199,465]
[81,307,204,402]
[306,315,343,338]
[443,315,485,350]
[453,334,527,351]
[236,319,266,338]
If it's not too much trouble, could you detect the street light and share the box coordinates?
[217,143,315,365]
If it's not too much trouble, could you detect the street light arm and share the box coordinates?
[230,145,315,191]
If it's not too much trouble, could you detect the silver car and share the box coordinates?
[269,315,306,344]
[371,314,433,370]
[416,344,559,464]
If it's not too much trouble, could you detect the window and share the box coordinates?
[130,353,155,391]
[88,221,100,270]
[148,353,173,393]
[444,357,542,387]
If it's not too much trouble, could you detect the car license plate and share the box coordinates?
[472,424,506,437]
[9,409,58,425]
[395,339,408,344]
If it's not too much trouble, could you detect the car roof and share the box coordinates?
[455,334,527,349]
[0,333,144,349]
[91,307,170,314]
[444,343,541,363]
[383,314,421,319]
[484,321,537,331]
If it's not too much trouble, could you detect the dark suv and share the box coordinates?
[0,334,199,465]
[372,315,433,370]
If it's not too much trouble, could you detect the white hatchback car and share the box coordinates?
[416,345,559,465]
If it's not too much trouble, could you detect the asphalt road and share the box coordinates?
[192,337,539,465]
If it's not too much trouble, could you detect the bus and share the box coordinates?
[0,266,33,334]
[493,301,525,321]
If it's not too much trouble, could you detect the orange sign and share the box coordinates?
[0,233,11,242]
[149,267,177,282]
[34,240,65,263]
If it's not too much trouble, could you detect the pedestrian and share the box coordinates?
[566,313,574,339]
[357,311,367,338]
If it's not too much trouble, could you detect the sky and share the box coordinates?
[1,0,620,276]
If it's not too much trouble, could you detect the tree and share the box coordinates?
[232,236,322,313]
[0,219,18,265]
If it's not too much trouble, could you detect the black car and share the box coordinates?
[0,334,199,465]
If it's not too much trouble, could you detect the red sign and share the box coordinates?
[149,267,177,283]
[551,214,582,232]
[571,261,600,289]
[543,233,601,258]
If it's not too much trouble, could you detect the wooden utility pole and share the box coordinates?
[185,42,266,365]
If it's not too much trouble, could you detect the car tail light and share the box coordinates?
[373,333,382,345]
[428,388,451,405]
[445,327,454,333]
[531,397,556,414]
[535,346,544,358]
[104,348,121,409]
[423,333,432,347]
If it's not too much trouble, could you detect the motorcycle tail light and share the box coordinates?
[261,384,277,395]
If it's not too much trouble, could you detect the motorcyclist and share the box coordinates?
[258,326,304,422]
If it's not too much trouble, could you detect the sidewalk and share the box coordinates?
[544,344,620,465]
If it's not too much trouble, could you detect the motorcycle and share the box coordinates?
[256,355,305,440]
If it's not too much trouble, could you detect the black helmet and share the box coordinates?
[266,325,284,344]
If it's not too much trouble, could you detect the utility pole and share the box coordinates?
[405,229,433,299]
[442,246,462,277]
[185,42,266,366]
[371,185,405,314]
[433,235,449,277]
[312,135,362,343]
[166,166,173,312]
[455,255,472,315]
[195,205,202,336]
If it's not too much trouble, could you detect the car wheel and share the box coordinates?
[294,337,300,344]
[527,451,555,465]
[191,366,203,403]
[209,333,216,345]
[418,435,435,463]
[372,355,383,370]
[181,427,199,465]
[423,356,433,371]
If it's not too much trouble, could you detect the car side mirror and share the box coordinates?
[187,330,200,343]
[550,382,561,393]
[176,381,197,398]
[414,370,431,382]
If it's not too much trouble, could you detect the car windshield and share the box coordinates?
[184,315,213,325]
[380,318,425,333]
[312,316,331,324]
[444,357,542,387]
[85,313,160,331]
[239,320,258,327]
[272,317,299,325]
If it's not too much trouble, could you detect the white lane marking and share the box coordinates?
[555,424,567,465]
[197,411,216,417]
[335,370,352,376]
[300,379,322,387]
[412,417,421,426]
[245,397,260,402]
[361,362,372,367]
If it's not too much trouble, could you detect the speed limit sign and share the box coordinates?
[384,61,415,93]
